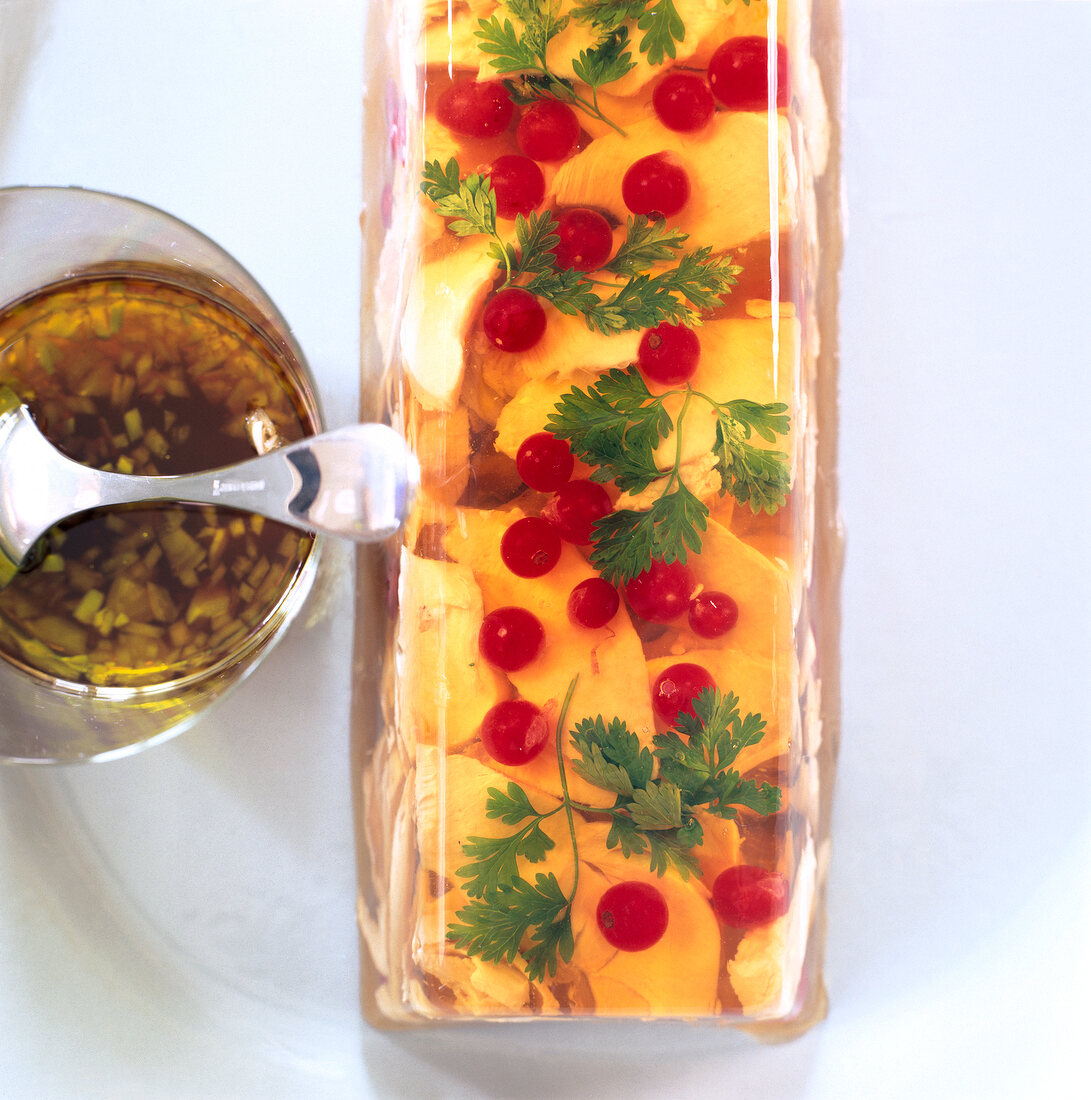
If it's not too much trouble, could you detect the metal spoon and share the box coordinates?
[0,387,418,587]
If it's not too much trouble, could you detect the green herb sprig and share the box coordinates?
[447,682,781,981]
[476,0,635,134]
[478,0,757,133]
[547,366,791,584]
[421,158,739,333]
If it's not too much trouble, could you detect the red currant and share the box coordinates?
[624,559,696,623]
[500,517,562,578]
[479,606,545,672]
[596,881,669,951]
[480,699,550,766]
[688,590,739,637]
[489,154,545,219]
[516,100,581,161]
[515,432,574,492]
[708,37,790,111]
[567,578,620,629]
[652,72,715,132]
[436,79,514,137]
[652,662,716,722]
[552,208,614,272]
[541,479,612,544]
[712,865,789,929]
[482,288,546,352]
[637,322,701,386]
[621,152,690,219]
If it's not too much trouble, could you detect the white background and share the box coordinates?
[1,1,1088,1097]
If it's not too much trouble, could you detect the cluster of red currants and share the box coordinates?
[595,862,789,954]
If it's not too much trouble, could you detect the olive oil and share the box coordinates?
[0,274,318,688]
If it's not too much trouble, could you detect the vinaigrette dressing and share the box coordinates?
[0,275,316,687]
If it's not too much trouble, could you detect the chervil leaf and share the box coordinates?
[588,483,709,585]
[456,821,555,898]
[724,399,791,443]
[604,810,702,881]
[447,871,569,973]
[647,247,741,313]
[522,266,606,323]
[571,27,636,89]
[606,813,649,859]
[519,875,576,981]
[604,217,690,276]
[506,0,570,61]
[546,367,671,493]
[475,15,541,73]
[653,688,782,821]
[713,414,792,515]
[570,1,646,30]
[637,0,685,66]
[703,772,783,819]
[509,210,562,279]
[421,158,498,240]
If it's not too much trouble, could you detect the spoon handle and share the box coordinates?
[92,424,419,542]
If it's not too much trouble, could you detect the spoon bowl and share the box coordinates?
[0,386,418,588]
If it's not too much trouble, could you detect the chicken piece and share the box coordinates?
[492,370,598,457]
[559,822,721,1015]
[421,3,493,70]
[479,301,641,399]
[410,748,567,1014]
[397,551,509,752]
[409,402,472,504]
[650,310,800,471]
[551,111,797,252]
[444,506,657,807]
[728,914,788,1016]
[491,312,798,486]
[644,516,795,669]
[415,746,565,885]
[401,240,499,410]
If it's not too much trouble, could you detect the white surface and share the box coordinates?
[1,1,1088,1097]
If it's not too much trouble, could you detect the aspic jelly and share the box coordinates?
[355,0,841,1030]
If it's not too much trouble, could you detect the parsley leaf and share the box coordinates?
[449,682,781,981]
[570,714,655,795]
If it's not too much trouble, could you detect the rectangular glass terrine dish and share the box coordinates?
[354,0,841,1031]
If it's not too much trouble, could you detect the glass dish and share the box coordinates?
[0,187,323,763]
[354,0,842,1029]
